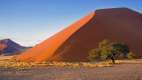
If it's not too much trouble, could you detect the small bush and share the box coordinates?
[88,39,113,62]
[87,49,100,61]
[127,52,135,59]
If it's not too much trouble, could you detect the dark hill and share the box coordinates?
[0,39,30,55]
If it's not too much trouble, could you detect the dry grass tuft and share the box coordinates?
[0,56,141,70]
[0,59,112,70]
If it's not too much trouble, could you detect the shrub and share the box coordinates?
[127,52,135,59]
[88,40,113,62]
[87,48,100,61]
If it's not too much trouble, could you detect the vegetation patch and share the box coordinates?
[0,59,113,70]
[88,39,135,63]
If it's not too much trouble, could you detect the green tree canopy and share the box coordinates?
[88,39,132,63]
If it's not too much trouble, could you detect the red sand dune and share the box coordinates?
[17,8,142,62]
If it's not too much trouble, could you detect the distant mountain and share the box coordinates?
[0,39,30,55]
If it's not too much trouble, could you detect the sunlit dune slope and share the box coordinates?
[17,8,142,62]
[16,12,95,62]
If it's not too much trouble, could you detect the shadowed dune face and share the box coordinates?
[51,8,142,61]
[17,8,142,62]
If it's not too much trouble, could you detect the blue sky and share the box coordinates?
[0,0,142,46]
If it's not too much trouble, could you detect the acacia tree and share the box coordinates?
[88,40,131,64]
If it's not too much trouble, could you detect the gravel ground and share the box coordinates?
[0,63,142,80]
